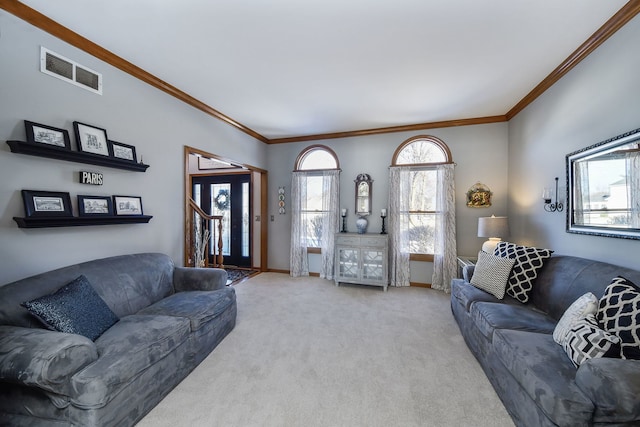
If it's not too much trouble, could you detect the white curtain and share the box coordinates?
[626,152,640,228]
[290,170,340,278]
[574,161,589,225]
[320,170,340,279]
[388,167,411,287]
[290,171,309,277]
[431,164,457,293]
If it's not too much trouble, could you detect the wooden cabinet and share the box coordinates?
[334,233,388,291]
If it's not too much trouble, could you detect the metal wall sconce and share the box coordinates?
[543,177,564,212]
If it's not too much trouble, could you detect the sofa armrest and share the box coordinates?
[576,358,640,422]
[0,326,97,395]
[462,265,475,282]
[173,266,228,292]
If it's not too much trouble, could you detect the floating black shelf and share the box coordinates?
[13,215,153,229]
[6,140,149,172]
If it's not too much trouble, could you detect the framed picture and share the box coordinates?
[77,195,113,216]
[110,140,137,162]
[21,190,73,217]
[24,120,71,150]
[113,195,143,215]
[73,121,110,156]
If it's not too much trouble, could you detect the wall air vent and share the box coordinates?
[40,47,102,95]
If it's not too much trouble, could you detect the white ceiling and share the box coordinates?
[20,0,629,140]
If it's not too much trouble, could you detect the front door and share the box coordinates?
[192,174,251,267]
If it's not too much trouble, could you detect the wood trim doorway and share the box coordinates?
[183,145,268,271]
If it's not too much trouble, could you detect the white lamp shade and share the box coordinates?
[478,216,509,253]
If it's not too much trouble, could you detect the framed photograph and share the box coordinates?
[73,121,110,156]
[77,195,113,216]
[110,140,137,162]
[21,190,73,217]
[24,120,71,150]
[113,195,143,215]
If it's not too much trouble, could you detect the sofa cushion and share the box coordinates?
[553,292,599,344]
[137,287,236,332]
[492,329,594,426]
[596,276,640,360]
[469,251,515,299]
[562,314,620,367]
[471,301,556,340]
[70,314,190,408]
[494,241,553,303]
[22,275,119,341]
[451,280,522,313]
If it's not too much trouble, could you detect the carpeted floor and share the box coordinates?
[136,273,514,427]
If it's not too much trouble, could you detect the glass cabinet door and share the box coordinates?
[338,248,359,279]
[361,249,383,281]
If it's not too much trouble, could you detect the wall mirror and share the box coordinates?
[355,173,372,216]
[566,127,640,239]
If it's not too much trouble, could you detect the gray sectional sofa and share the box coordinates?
[451,254,640,426]
[0,253,237,426]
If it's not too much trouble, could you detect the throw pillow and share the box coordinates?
[22,275,119,341]
[553,292,599,344]
[596,276,640,360]
[562,313,620,368]
[494,241,553,303]
[470,250,516,299]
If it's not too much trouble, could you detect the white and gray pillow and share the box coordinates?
[553,292,599,344]
[470,251,516,300]
[562,314,620,368]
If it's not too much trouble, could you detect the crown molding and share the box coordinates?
[2,0,638,144]
[0,0,269,143]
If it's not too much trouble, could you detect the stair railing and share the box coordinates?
[187,198,224,268]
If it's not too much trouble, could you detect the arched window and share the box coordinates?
[290,145,340,278]
[391,136,453,258]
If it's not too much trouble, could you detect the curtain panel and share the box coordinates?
[388,167,411,287]
[290,171,309,277]
[431,163,457,293]
[320,170,340,280]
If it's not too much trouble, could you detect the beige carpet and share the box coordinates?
[136,273,514,427]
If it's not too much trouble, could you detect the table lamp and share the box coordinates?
[478,215,510,253]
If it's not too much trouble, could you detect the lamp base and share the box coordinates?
[481,238,502,254]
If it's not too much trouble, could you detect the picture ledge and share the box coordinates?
[6,140,149,172]
[13,215,153,228]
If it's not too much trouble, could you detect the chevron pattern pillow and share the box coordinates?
[470,250,516,299]
[494,241,553,303]
[553,292,599,345]
[597,276,640,360]
[562,314,620,367]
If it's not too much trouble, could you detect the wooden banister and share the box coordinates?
[187,198,224,268]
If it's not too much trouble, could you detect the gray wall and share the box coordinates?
[507,14,640,269]
[266,123,509,281]
[0,12,267,284]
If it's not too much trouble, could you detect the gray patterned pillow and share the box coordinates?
[470,251,516,299]
[494,241,553,303]
[22,275,119,341]
[562,314,620,367]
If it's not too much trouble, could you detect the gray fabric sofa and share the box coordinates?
[0,253,237,426]
[451,254,640,426]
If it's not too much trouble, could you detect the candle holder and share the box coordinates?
[341,213,347,233]
[380,214,387,234]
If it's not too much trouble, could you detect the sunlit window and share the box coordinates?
[295,145,339,248]
[392,136,452,256]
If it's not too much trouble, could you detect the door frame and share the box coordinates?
[183,145,268,271]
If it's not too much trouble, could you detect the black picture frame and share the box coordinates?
[24,120,71,150]
[21,190,73,217]
[113,195,144,216]
[110,140,137,162]
[73,121,111,156]
[77,195,113,216]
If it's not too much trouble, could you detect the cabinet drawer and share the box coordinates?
[360,237,386,247]
[336,236,360,245]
